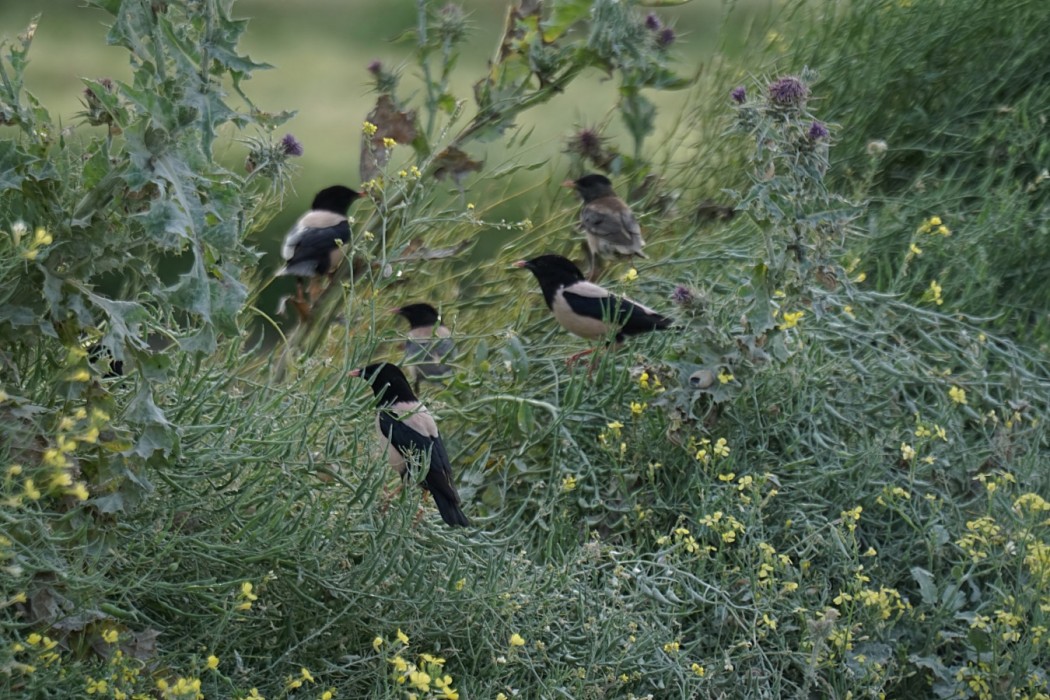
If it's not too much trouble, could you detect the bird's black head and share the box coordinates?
[311,185,364,215]
[351,362,417,405]
[567,173,616,202]
[515,255,586,304]
[394,303,441,329]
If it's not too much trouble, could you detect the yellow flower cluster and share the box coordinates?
[3,404,103,509]
[777,309,805,331]
[156,676,203,700]
[9,222,54,260]
[855,586,910,621]
[923,279,944,306]
[638,370,664,393]
[236,581,259,611]
[698,510,746,545]
[917,215,951,237]
[691,436,730,465]
[378,629,460,699]
[286,667,316,691]
[840,505,862,533]
[955,516,1003,563]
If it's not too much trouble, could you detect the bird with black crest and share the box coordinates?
[514,254,673,367]
[350,362,470,527]
[392,302,455,389]
[276,185,365,319]
[563,173,646,282]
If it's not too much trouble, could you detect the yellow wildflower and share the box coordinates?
[561,475,577,492]
[409,670,431,692]
[949,386,967,405]
[778,310,805,330]
[362,121,378,136]
[717,369,734,384]
[24,479,41,500]
[102,628,119,644]
[206,655,219,670]
[630,401,647,416]
[382,137,397,148]
[509,633,525,647]
[372,636,384,651]
[397,628,410,645]
[621,268,638,283]
[691,663,705,677]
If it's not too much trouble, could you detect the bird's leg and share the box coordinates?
[583,243,605,283]
[413,490,429,527]
[289,278,312,321]
[566,347,596,367]
[379,481,405,515]
[586,348,604,378]
[308,276,326,305]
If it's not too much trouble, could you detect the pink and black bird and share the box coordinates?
[564,173,646,281]
[514,254,673,364]
[277,185,364,315]
[392,303,455,386]
[350,362,470,527]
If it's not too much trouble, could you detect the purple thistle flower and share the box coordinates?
[644,13,661,31]
[367,60,383,75]
[671,285,696,306]
[768,76,808,108]
[280,133,304,157]
[731,86,746,104]
[808,121,829,140]
[657,27,676,48]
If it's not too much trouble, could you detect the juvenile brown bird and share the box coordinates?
[277,185,364,316]
[514,254,673,364]
[564,173,646,281]
[350,362,470,527]
[393,303,455,386]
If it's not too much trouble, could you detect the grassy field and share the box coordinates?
[2,0,1049,698]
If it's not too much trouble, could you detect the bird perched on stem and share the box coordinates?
[392,303,455,387]
[350,362,470,527]
[276,185,365,319]
[514,254,673,366]
[564,173,646,281]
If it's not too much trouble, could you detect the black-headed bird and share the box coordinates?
[564,173,646,281]
[393,303,455,386]
[350,362,470,527]
[514,254,673,364]
[277,185,364,317]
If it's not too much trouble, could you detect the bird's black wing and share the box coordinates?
[378,410,468,526]
[562,289,672,338]
[283,220,351,270]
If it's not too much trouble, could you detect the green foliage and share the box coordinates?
[2,1,1050,699]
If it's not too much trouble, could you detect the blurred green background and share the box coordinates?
[1,0,775,324]
[1,0,774,220]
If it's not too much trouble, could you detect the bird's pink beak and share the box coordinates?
[561,179,575,189]
[512,260,527,268]
[349,368,362,377]
[389,306,401,315]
